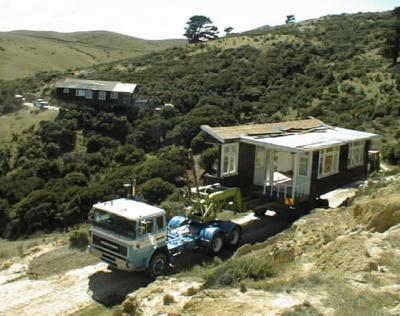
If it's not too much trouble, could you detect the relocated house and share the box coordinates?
[55,79,137,106]
[201,119,379,204]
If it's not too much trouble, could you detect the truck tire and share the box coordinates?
[226,226,241,248]
[209,232,224,255]
[148,252,168,279]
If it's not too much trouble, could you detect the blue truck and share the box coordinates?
[88,184,244,278]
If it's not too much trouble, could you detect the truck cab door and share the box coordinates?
[135,218,157,268]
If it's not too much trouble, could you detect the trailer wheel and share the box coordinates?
[227,226,241,248]
[148,252,168,279]
[209,233,224,255]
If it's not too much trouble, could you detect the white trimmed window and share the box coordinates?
[76,89,85,97]
[98,91,106,100]
[220,143,239,177]
[85,90,93,99]
[298,154,310,176]
[318,146,340,178]
[63,88,69,94]
[348,141,364,168]
[111,92,118,99]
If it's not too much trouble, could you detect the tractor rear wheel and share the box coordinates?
[209,233,224,255]
[148,252,168,279]
[226,226,241,248]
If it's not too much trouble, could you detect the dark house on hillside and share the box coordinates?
[55,78,137,106]
[201,119,379,205]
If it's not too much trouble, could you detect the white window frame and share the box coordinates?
[63,88,69,94]
[111,92,118,99]
[76,89,85,97]
[98,91,106,101]
[318,146,340,179]
[220,142,239,177]
[348,141,365,168]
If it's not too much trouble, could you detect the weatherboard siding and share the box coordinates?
[309,141,370,198]
[56,88,135,106]
[204,142,255,189]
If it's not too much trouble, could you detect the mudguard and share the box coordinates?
[216,220,239,236]
[199,226,224,245]
[167,216,187,230]
[145,245,169,268]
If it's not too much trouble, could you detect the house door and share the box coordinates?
[253,146,266,186]
[295,153,312,196]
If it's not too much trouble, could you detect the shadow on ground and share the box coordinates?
[88,207,292,307]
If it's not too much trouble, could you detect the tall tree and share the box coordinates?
[285,15,296,24]
[383,7,400,65]
[224,27,234,36]
[183,15,219,44]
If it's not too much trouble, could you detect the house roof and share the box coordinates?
[241,126,379,153]
[201,118,325,143]
[201,119,380,152]
[55,78,137,93]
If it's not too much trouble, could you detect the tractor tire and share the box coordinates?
[148,252,168,279]
[209,232,224,255]
[226,226,241,249]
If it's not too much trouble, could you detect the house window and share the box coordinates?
[85,90,93,99]
[348,141,364,168]
[298,154,309,176]
[98,91,106,100]
[63,88,69,94]
[220,143,239,177]
[76,89,85,97]
[111,92,118,99]
[318,146,340,178]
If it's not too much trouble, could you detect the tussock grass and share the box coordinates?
[68,227,89,250]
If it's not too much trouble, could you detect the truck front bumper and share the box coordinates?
[88,245,136,272]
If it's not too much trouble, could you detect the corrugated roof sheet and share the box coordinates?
[55,78,137,93]
[241,127,379,152]
[201,118,325,142]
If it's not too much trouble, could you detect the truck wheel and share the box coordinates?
[148,252,168,279]
[227,227,241,248]
[209,233,224,255]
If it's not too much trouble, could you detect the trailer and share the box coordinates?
[88,184,245,278]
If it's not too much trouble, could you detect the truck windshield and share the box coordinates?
[91,209,136,239]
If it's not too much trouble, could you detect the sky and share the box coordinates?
[0,0,398,40]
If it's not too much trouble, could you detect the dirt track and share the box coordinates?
[0,211,291,315]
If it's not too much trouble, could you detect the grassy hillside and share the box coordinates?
[0,30,185,79]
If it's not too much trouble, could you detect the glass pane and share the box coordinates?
[299,157,308,176]
[223,156,229,174]
[324,155,333,173]
[156,216,164,230]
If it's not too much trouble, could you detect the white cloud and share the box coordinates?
[0,0,397,39]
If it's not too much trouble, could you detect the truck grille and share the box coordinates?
[92,234,127,257]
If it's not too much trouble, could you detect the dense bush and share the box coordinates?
[199,147,219,174]
[140,177,175,204]
[382,143,400,165]
[1,11,400,238]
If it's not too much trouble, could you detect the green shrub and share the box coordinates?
[68,228,89,250]
[140,177,175,205]
[382,143,400,165]
[199,147,219,174]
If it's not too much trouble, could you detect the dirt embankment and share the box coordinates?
[117,179,400,316]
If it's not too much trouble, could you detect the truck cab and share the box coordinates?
[88,198,168,277]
